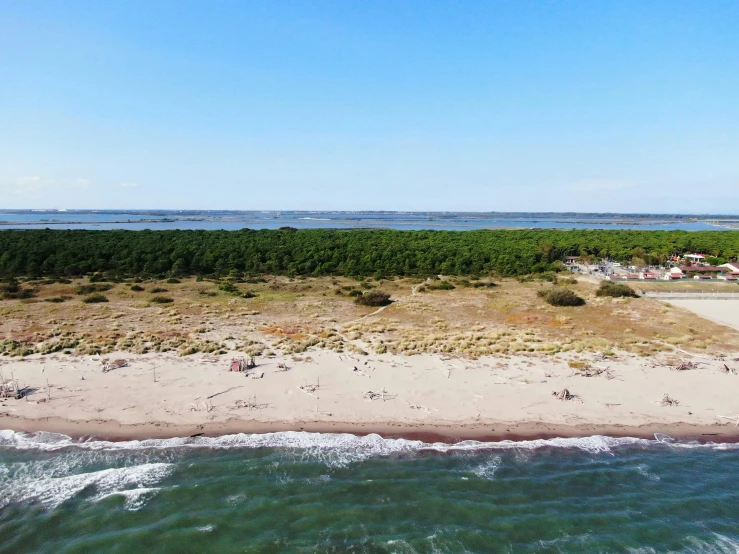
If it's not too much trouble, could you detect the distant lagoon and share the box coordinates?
[0,211,735,231]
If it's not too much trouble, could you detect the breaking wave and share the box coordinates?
[0,459,173,510]
[1,430,737,467]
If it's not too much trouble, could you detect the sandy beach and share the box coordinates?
[3,346,739,441]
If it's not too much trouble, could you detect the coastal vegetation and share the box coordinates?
[1,274,737,360]
[354,290,392,307]
[537,288,586,307]
[1,229,738,280]
[596,281,640,298]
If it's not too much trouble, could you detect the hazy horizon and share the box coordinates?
[1,209,738,217]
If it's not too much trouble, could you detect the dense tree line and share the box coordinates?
[0,229,737,279]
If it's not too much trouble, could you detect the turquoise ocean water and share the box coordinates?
[1,431,738,553]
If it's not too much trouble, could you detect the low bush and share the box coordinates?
[348,289,363,297]
[241,291,258,299]
[1,280,36,300]
[150,287,168,293]
[427,280,455,290]
[83,293,109,303]
[355,291,392,307]
[76,284,112,295]
[472,281,497,288]
[218,281,239,294]
[166,278,181,284]
[130,285,145,292]
[45,296,72,303]
[540,288,585,307]
[151,296,173,304]
[596,282,639,298]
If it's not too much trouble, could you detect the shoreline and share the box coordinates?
[3,414,739,444]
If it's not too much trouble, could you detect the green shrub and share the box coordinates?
[130,285,145,292]
[348,289,363,297]
[706,257,727,266]
[83,293,109,303]
[596,282,639,298]
[166,278,181,284]
[45,296,71,303]
[241,291,258,299]
[427,280,455,290]
[355,291,392,307]
[218,281,239,294]
[150,287,168,293]
[1,280,36,299]
[151,296,173,304]
[76,284,112,295]
[540,288,585,307]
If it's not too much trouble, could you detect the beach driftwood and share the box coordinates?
[658,393,679,407]
[719,364,737,375]
[102,359,128,373]
[364,388,395,401]
[552,388,580,402]
[299,378,320,395]
[673,361,698,371]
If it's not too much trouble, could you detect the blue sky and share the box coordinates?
[1,0,737,212]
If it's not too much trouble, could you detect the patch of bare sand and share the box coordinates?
[663,299,739,331]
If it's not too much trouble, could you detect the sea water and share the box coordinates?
[0,211,725,231]
[1,431,738,553]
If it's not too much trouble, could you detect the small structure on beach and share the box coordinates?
[229,357,257,372]
[0,379,23,400]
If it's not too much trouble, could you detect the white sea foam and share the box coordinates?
[627,533,739,553]
[0,460,173,510]
[470,456,502,480]
[94,486,163,511]
[1,430,737,466]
